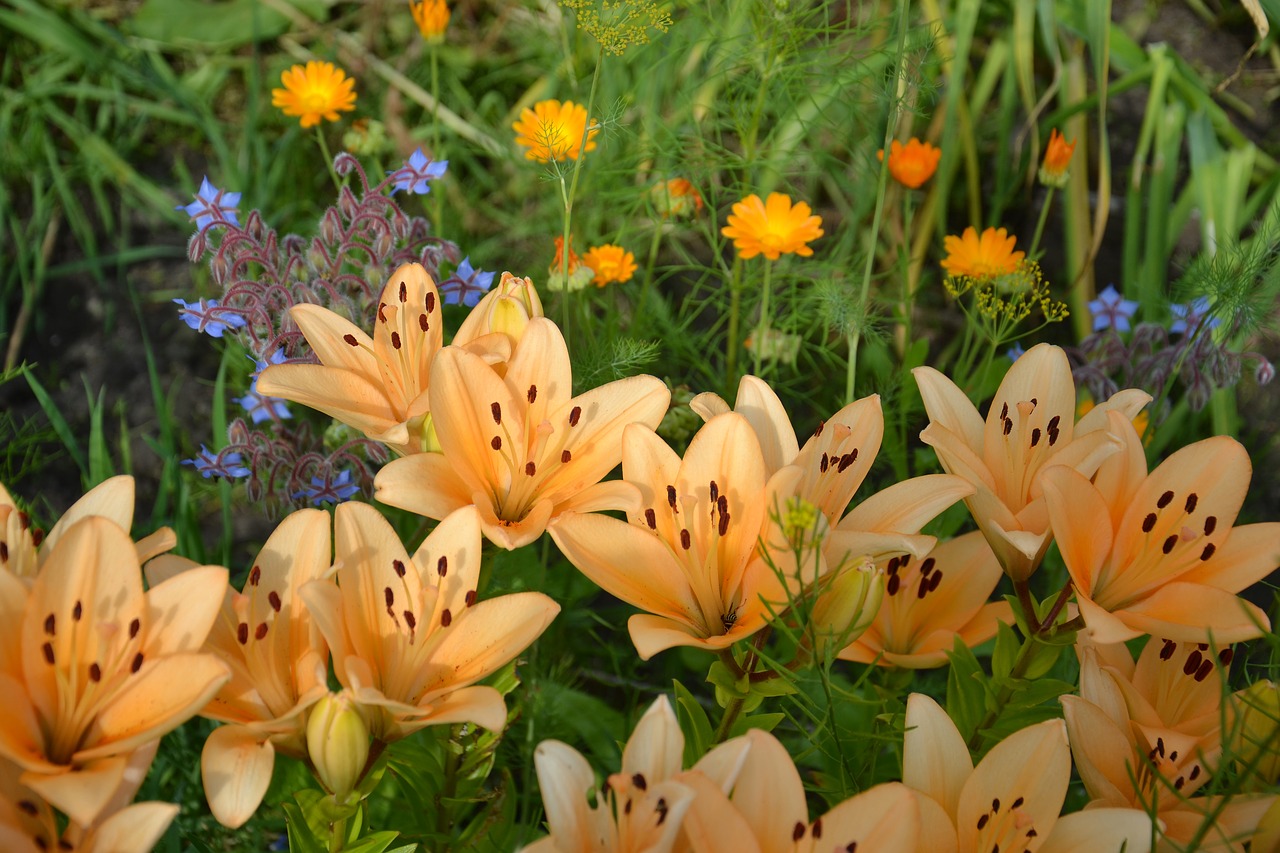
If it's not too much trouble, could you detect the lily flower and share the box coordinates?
[913,343,1150,581]
[904,693,1156,853]
[375,317,670,549]
[839,531,1013,669]
[451,271,545,369]
[0,746,178,853]
[1041,417,1278,644]
[145,509,333,828]
[1061,641,1276,850]
[0,517,229,827]
[691,376,975,569]
[299,503,559,743]
[257,263,446,456]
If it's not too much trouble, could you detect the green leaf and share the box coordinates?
[342,831,407,853]
[945,637,988,742]
[991,621,1022,681]
[24,369,87,481]
[706,660,749,699]
[129,0,325,49]
[673,679,714,767]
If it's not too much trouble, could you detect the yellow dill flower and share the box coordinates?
[876,138,941,189]
[582,244,637,286]
[410,0,449,42]
[940,226,1024,280]
[271,61,357,129]
[512,99,598,162]
[721,192,824,260]
[1039,128,1077,188]
[559,0,672,55]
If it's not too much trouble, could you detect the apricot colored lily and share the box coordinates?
[146,509,333,828]
[0,517,229,827]
[257,263,446,455]
[839,531,1013,669]
[904,693,1155,853]
[914,343,1150,581]
[376,317,670,549]
[1042,419,1278,644]
[299,503,559,742]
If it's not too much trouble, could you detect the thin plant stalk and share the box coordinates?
[752,259,774,377]
[726,255,744,385]
[1028,186,1056,259]
[314,128,342,192]
[558,45,606,347]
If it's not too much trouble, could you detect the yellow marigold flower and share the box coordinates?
[271,61,357,129]
[721,192,824,260]
[1039,128,1077,188]
[512,99,598,162]
[940,226,1025,280]
[582,244,637,286]
[876,138,941,189]
[410,0,449,42]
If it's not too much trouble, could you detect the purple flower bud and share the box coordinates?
[1257,359,1276,385]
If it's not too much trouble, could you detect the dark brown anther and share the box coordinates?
[569,406,582,427]
[425,292,436,312]
[525,461,537,476]
[42,642,54,664]
[709,481,719,503]
[1157,738,1166,757]
[917,577,930,599]
[1161,535,1178,555]
[1142,513,1157,533]
[1204,516,1217,535]
[441,609,452,627]
[1184,650,1203,676]
[491,436,502,450]
[437,556,448,576]
[562,449,572,463]
[680,529,691,550]
[31,528,43,546]
[929,571,942,591]
[837,452,855,473]
[1190,765,1201,781]
[624,800,632,815]
[254,623,268,640]
[1002,418,1013,436]
[992,798,1000,812]
[89,663,101,682]
[1194,659,1214,682]
[1174,776,1186,790]
[17,800,38,816]
[250,565,262,586]
[384,587,395,608]
[1169,750,1178,762]
[1012,796,1024,809]
[632,772,647,790]
[131,652,144,673]
[419,313,429,331]
[17,512,28,530]
[977,814,990,830]
[999,402,1009,420]
[1185,493,1198,513]
[491,402,502,424]
[1047,415,1060,431]
[667,485,678,508]
[527,385,537,404]
[44,613,55,636]
[1199,642,1209,650]
[655,796,669,825]
[645,508,657,529]
[1160,639,1177,660]
[887,574,901,596]
[1157,490,1174,509]
[399,281,408,302]
[237,623,249,644]
[404,611,416,630]
[129,617,141,639]
[1026,829,1038,839]
[814,420,825,436]
[1048,427,1059,446]
[718,511,729,537]
[268,591,282,612]
[465,590,477,607]
[921,557,936,575]
[812,818,823,839]
[0,542,7,562]
[846,843,857,853]
[819,453,829,473]
[792,822,806,842]
[1219,648,1233,666]
[887,556,900,574]
[394,559,407,577]
[391,331,402,349]
[344,334,359,346]
[72,601,82,621]
[1200,543,1216,561]
[378,303,388,322]
[717,495,728,516]
[1030,428,1041,447]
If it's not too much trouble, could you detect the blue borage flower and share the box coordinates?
[174,298,247,338]
[293,469,360,505]
[183,445,251,479]
[1088,285,1139,332]
[1006,341,1025,362]
[388,149,448,195]
[178,177,241,230]
[238,386,291,424]
[438,256,495,307]
[1170,296,1220,336]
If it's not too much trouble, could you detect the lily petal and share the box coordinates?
[200,724,276,829]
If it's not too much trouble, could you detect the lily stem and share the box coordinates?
[435,725,463,842]
[751,259,773,378]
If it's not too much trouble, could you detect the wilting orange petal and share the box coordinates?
[201,725,276,829]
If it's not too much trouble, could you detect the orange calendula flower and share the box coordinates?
[512,99,598,162]
[257,263,445,456]
[1041,417,1279,644]
[583,244,637,286]
[940,227,1025,280]
[271,61,357,129]
[1039,128,1077,188]
[722,192,823,260]
[877,138,942,189]
[410,0,449,42]
[651,178,703,218]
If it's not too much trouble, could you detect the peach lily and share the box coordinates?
[839,531,1013,669]
[1041,418,1277,644]
[375,317,670,549]
[904,693,1155,853]
[257,262,446,456]
[299,503,559,743]
[0,516,229,827]
[145,509,333,828]
[914,343,1150,581]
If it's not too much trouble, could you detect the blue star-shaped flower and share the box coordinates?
[1169,297,1220,336]
[388,149,448,195]
[183,445,251,479]
[293,469,361,505]
[177,177,241,230]
[1006,341,1025,362]
[439,256,496,307]
[238,384,291,424]
[1088,285,1139,332]
[174,298,248,338]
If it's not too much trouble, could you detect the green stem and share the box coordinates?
[430,44,443,231]
[752,260,773,377]
[436,725,463,841]
[634,222,664,329]
[557,45,605,347]
[726,256,743,389]
[1028,186,1055,260]
[315,128,342,193]
[559,173,573,342]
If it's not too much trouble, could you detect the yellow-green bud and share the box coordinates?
[1231,680,1280,787]
[453,272,545,351]
[307,692,370,801]
[809,557,883,659]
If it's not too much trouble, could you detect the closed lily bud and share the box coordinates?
[453,271,545,351]
[306,692,371,801]
[1231,680,1280,786]
[809,556,884,659]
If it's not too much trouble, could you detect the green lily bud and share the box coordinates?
[809,557,884,659]
[307,692,370,801]
[1231,680,1280,787]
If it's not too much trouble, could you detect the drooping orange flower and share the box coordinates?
[940,227,1025,280]
[1039,128,1077,188]
[877,138,942,189]
[512,99,598,162]
[651,178,704,218]
[904,693,1156,853]
[146,509,333,829]
[721,193,824,260]
[1042,418,1278,644]
[257,263,445,456]
[410,0,449,42]
[839,532,1013,669]
[299,503,559,744]
[582,244,637,286]
[0,517,229,827]
[375,318,670,549]
[914,343,1150,581]
[271,61,357,129]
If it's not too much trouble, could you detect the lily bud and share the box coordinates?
[306,692,370,801]
[809,557,884,660]
[453,271,545,353]
[1230,680,1280,787]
